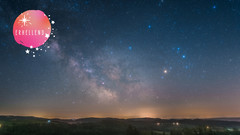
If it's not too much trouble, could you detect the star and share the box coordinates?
[30,46,33,49]
[51,20,55,24]
[45,34,50,38]
[25,49,30,54]
[163,69,168,74]
[148,25,151,29]
[128,46,132,50]
[182,55,186,59]
[213,5,216,9]
[36,48,39,51]
[33,55,35,58]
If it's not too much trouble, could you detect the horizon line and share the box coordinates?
[1,115,240,120]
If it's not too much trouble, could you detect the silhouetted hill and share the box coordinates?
[1,115,239,127]
[209,117,240,122]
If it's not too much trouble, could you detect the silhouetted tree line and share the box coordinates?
[126,125,140,135]
[0,122,240,135]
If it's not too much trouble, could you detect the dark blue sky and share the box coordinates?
[0,0,240,118]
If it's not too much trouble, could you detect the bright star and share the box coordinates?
[51,20,55,24]
[213,5,216,9]
[182,55,186,59]
[163,69,168,74]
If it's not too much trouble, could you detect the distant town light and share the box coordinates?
[227,128,234,132]
[173,122,179,126]
[47,120,51,123]
[206,126,210,129]
[0,123,2,128]
[156,122,160,126]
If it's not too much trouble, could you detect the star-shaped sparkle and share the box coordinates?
[19,15,30,26]
[45,34,50,38]
[25,49,30,54]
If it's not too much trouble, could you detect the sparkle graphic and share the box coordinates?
[25,49,30,54]
[19,15,30,26]
[45,33,50,38]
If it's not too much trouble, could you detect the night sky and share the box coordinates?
[1,0,240,119]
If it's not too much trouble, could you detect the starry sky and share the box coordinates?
[1,0,240,119]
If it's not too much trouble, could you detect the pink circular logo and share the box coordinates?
[13,10,51,48]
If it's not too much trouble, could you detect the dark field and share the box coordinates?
[0,116,240,135]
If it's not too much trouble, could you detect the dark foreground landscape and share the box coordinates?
[0,116,240,135]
